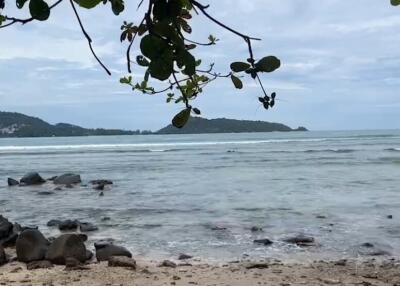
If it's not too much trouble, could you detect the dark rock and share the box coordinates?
[53,174,82,185]
[20,172,45,186]
[159,260,177,268]
[0,216,13,239]
[53,187,63,191]
[46,234,87,265]
[37,191,54,196]
[26,260,53,270]
[362,242,374,248]
[7,178,19,186]
[77,234,88,242]
[0,246,7,266]
[86,250,93,261]
[108,256,136,269]
[254,238,273,246]
[101,217,111,221]
[358,243,391,256]
[334,259,347,266]
[16,229,49,262]
[58,220,79,231]
[93,184,105,191]
[246,263,269,269]
[79,222,98,232]
[387,215,393,219]
[178,253,193,260]
[284,235,315,246]
[47,176,58,181]
[316,215,327,219]
[1,232,18,247]
[211,226,227,231]
[96,244,132,261]
[99,192,104,197]
[14,224,38,233]
[251,226,263,232]
[47,220,62,227]
[90,180,113,185]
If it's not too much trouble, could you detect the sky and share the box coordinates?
[0,0,399,131]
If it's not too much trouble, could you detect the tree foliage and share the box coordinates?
[0,0,397,127]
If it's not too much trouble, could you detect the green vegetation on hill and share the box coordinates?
[157,117,307,134]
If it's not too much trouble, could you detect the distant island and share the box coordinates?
[0,111,307,138]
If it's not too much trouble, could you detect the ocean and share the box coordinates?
[0,130,399,262]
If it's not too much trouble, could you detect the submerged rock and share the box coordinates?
[16,229,49,263]
[284,234,315,246]
[46,234,87,265]
[254,238,273,246]
[20,172,45,186]
[58,220,79,231]
[79,222,98,232]
[90,179,113,185]
[251,226,263,232]
[7,178,19,186]
[53,173,82,185]
[108,256,136,269]
[95,243,132,261]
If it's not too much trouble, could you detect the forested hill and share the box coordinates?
[157,117,307,134]
[0,111,139,137]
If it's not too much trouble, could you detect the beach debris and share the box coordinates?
[26,260,53,270]
[108,256,137,269]
[283,234,315,246]
[20,172,46,186]
[159,260,177,268]
[253,238,273,246]
[178,253,193,260]
[46,234,87,265]
[53,173,81,185]
[95,243,132,261]
[7,178,19,186]
[16,229,49,263]
[251,226,263,232]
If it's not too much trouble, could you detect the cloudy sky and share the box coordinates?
[0,0,399,131]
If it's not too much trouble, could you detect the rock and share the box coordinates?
[251,226,263,232]
[0,246,7,266]
[53,174,82,185]
[1,232,18,248]
[358,243,391,256]
[79,222,98,232]
[16,229,49,262]
[387,215,393,219]
[108,256,136,269]
[254,238,273,246]
[78,234,88,242]
[20,172,45,185]
[54,187,63,191]
[0,216,13,240]
[159,260,177,268]
[90,179,113,185]
[26,260,53,270]
[7,178,19,186]
[47,220,62,227]
[101,217,111,221]
[316,215,327,219]
[37,191,54,196]
[284,235,315,246]
[93,184,105,191]
[245,262,269,269]
[58,220,79,231]
[46,234,87,265]
[178,254,193,260]
[95,244,132,261]
[86,250,93,261]
[334,259,347,266]
[99,192,104,197]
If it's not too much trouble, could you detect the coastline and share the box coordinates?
[1,251,399,286]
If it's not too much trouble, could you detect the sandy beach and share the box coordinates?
[1,256,400,286]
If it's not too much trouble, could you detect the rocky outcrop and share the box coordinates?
[7,178,19,186]
[16,229,49,262]
[20,172,46,185]
[95,243,132,261]
[53,174,81,185]
[46,234,87,265]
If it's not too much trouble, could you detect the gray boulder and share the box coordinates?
[16,229,49,262]
[20,172,45,185]
[54,174,81,185]
[46,234,87,265]
[95,243,132,261]
[7,178,19,186]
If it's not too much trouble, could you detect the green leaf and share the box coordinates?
[140,35,168,60]
[110,0,124,15]
[172,108,191,128]
[392,0,400,5]
[255,56,281,73]
[230,62,251,72]
[73,0,102,9]
[231,75,243,89]
[136,55,150,67]
[16,0,29,9]
[148,52,173,81]
[29,0,50,21]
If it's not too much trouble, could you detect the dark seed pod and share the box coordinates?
[258,97,265,103]
[270,100,275,107]
[271,92,276,99]
[263,102,269,110]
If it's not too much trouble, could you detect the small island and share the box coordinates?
[0,111,307,138]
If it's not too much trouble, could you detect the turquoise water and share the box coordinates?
[0,130,399,262]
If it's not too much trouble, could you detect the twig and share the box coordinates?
[127,17,146,73]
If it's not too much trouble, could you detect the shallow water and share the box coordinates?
[0,130,400,262]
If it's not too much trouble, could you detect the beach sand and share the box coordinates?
[1,258,399,286]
